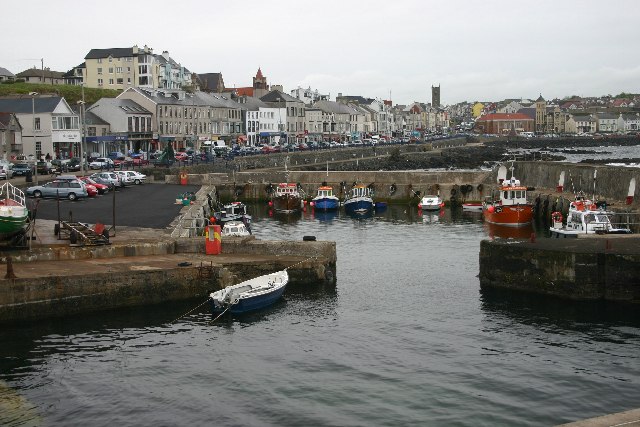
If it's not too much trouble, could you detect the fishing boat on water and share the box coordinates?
[418,195,444,211]
[209,270,289,314]
[0,182,29,241]
[311,186,340,210]
[482,164,533,227]
[549,193,631,238]
[343,183,374,215]
[213,201,251,228]
[272,183,303,213]
[220,220,251,237]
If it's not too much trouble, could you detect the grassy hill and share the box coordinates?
[0,82,120,104]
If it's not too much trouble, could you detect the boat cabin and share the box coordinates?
[276,183,299,196]
[497,178,528,206]
[316,186,334,197]
[350,185,372,198]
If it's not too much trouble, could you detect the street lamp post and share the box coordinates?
[79,83,86,176]
[29,92,39,184]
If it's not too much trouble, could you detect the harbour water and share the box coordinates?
[1,205,639,426]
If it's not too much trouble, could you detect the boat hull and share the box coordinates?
[273,195,302,213]
[210,271,288,314]
[483,204,533,227]
[344,197,373,214]
[225,285,286,314]
[312,197,339,210]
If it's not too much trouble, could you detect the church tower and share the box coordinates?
[431,84,441,108]
[253,68,269,98]
[535,94,546,134]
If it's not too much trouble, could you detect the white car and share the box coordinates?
[113,171,134,186]
[90,157,114,169]
[119,170,147,185]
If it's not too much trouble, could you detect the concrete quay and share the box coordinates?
[0,223,337,323]
[479,234,640,302]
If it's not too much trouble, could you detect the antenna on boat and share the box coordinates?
[592,169,597,201]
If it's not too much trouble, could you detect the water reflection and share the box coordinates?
[483,222,534,239]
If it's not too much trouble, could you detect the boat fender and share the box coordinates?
[54,223,60,236]
[477,184,484,192]
[389,183,397,195]
[265,183,274,194]
[352,181,357,188]
[235,186,244,196]
[303,235,316,241]
[450,186,458,196]
[325,269,334,282]
[551,211,563,223]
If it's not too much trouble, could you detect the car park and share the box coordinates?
[26,179,88,201]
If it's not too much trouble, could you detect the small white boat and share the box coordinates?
[549,195,631,238]
[462,203,483,212]
[418,195,444,211]
[209,270,288,314]
[221,220,251,237]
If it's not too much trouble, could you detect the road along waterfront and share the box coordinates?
[1,205,639,426]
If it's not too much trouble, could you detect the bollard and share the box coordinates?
[530,232,536,243]
[5,256,16,279]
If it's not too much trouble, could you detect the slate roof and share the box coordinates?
[477,113,533,121]
[312,100,360,115]
[260,90,300,103]
[0,112,16,128]
[0,67,15,78]
[337,95,374,104]
[236,96,268,111]
[0,96,63,114]
[517,107,536,120]
[85,48,135,59]
[87,98,151,115]
[130,88,240,109]
[197,73,224,92]
[16,68,65,78]
[596,113,618,120]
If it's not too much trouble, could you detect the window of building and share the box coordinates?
[109,79,114,85]
[88,127,96,136]
[35,141,42,158]
[116,67,122,73]
[108,56,113,62]
[127,78,131,84]
[128,117,133,132]
[97,67,102,74]
[97,58,102,63]
[147,118,151,131]
[117,78,123,85]
[109,68,113,74]
[34,117,40,130]
[98,78,103,86]
[160,122,164,133]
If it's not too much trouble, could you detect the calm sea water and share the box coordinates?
[1,205,639,426]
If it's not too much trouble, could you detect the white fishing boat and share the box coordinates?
[418,195,444,211]
[209,270,288,314]
[549,194,631,238]
[220,220,251,237]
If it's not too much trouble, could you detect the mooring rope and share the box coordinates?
[169,298,212,324]
[284,255,318,271]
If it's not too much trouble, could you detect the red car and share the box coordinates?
[84,183,98,197]
[79,176,109,195]
[175,152,190,161]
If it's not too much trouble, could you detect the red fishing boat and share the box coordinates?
[272,183,303,214]
[482,171,533,227]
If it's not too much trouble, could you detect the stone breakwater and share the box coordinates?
[0,237,336,323]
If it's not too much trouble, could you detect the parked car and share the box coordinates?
[90,158,114,169]
[36,161,53,174]
[174,152,191,162]
[91,171,123,188]
[119,170,147,185]
[113,171,134,186]
[87,174,116,191]
[0,164,13,180]
[12,163,31,177]
[26,180,88,201]
[78,176,110,194]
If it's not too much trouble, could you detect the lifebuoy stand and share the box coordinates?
[205,225,221,255]
[180,171,188,185]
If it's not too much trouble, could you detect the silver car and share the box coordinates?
[26,179,88,201]
[90,172,123,188]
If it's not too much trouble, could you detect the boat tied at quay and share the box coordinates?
[482,163,533,227]
[209,270,289,315]
[0,182,30,243]
[549,193,632,238]
[271,183,303,214]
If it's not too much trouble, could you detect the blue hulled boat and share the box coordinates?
[343,184,374,215]
[312,186,340,210]
[209,270,289,314]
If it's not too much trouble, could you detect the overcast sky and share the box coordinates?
[5,0,640,106]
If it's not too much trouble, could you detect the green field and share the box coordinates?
[0,82,120,104]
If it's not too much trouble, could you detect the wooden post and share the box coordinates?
[5,256,16,279]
